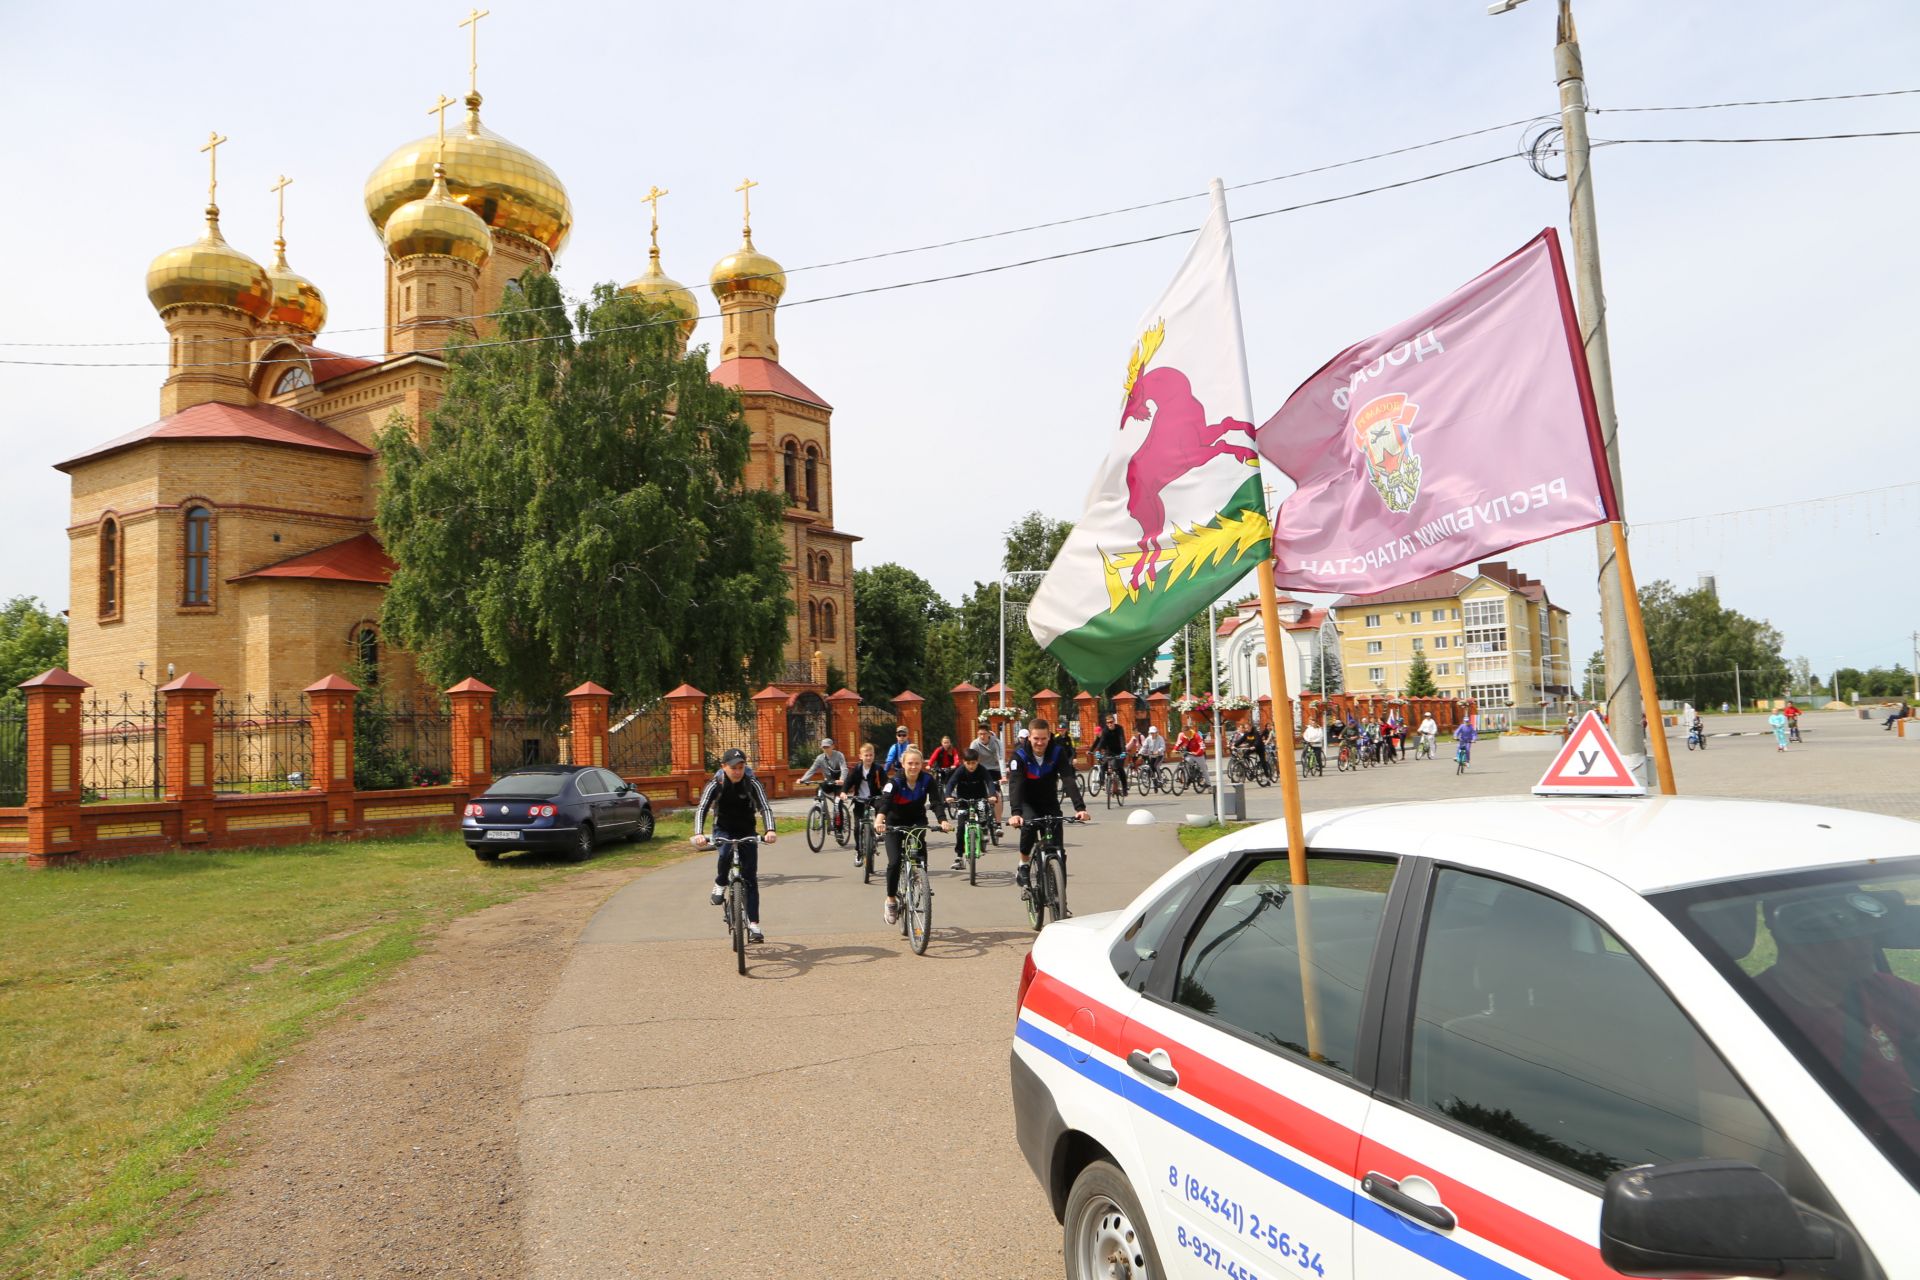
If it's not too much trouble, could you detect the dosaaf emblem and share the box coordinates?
[1352,392,1423,513]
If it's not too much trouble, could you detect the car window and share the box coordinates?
[1110,866,1210,992]
[1409,868,1793,1186]
[580,770,614,795]
[1657,858,1920,1192]
[484,771,569,798]
[593,769,625,794]
[1172,854,1395,1076]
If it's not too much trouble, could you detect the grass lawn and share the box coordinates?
[1176,821,1254,854]
[0,815,693,1280]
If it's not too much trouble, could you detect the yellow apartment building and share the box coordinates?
[1334,561,1573,717]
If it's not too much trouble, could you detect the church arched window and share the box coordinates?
[182,506,213,606]
[355,624,380,683]
[816,553,830,584]
[806,555,816,582]
[98,517,120,619]
[273,366,313,396]
[807,600,819,637]
[782,441,799,503]
[804,446,820,511]
[821,600,836,640]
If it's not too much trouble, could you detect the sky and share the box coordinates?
[1,0,1915,679]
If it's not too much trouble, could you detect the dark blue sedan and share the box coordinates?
[463,765,654,862]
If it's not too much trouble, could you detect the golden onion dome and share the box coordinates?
[264,241,327,333]
[620,251,699,339]
[710,231,786,301]
[146,207,273,320]
[363,94,571,255]
[384,165,494,266]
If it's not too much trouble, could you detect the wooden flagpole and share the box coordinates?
[1609,521,1677,795]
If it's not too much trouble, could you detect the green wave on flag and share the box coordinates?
[1045,474,1271,689]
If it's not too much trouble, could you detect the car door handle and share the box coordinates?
[1126,1049,1178,1087]
[1361,1172,1456,1232]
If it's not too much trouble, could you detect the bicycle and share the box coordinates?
[1172,754,1211,796]
[804,784,846,852]
[1335,738,1356,772]
[1415,733,1436,761]
[957,798,993,886]
[888,824,935,955]
[852,799,879,884]
[1299,744,1324,779]
[703,834,754,976]
[1022,814,1079,931]
[1097,755,1129,809]
[1455,738,1471,776]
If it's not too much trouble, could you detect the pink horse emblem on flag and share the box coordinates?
[1118,319,1258,587]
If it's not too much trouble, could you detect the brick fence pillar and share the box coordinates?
[664,684,706,779]
[1256,693,1272,731]
[566,682,612,769]
[753,686,791,794]
[20,668,89,868]
[1112,690,1138,737]
[305,674,359,833]
[828,687,862,754]
[1145,691,1171,737]
[1032,688,1062,731]
[160,672,220,845]
[447,677,496,792]
[949,681,981,735]
[983,682,1012,717]
[891,691,924,748]
[1073,691,1099,764]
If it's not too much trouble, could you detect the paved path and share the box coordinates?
[516,709,1914,1276]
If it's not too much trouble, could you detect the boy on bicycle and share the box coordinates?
[1007,718,1089,890]
[693,748,777,943]
[844,741,886,865]
[873,746,951,925]
[795,736,847,794]
[943,748,999,870]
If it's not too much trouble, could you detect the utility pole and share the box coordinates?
[1734,663,1742,715]
[1491,0,1649,779]
[1911,632,1919,699]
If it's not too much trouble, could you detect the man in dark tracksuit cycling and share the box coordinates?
[1007,717,1089,889]
[693,748,777,943]
[1094,713,1129,797]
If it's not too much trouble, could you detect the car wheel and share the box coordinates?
[569,824,595,863]
[472,846,501,863]
[1064,1159,1162,1280]
[631,808,655,842]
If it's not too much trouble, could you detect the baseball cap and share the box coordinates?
[895,727,909,737]
[720,748,747,766]
[820,737,834,747]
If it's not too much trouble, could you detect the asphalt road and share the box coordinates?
[515,709,1912,1277]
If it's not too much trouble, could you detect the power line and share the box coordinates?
[1631,481,1920,531]
[1595,86,1920,113]
[0,153,1526,370]
[1597,128,1920,145]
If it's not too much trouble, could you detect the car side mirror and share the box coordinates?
[1600,1159,1858,1279]
[617,783,634,795]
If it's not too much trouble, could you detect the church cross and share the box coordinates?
[428,93,457,164]
[200,131,228,206]
[270,174,292,243]
[735,177,759,235]
[643,184,668,253]
[460,8,490,97]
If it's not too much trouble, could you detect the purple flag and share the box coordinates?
[1258,229,1617,594]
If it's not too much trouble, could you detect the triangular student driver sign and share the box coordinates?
[1534,710,1647,796]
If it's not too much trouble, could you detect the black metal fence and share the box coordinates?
[0,707,26,806]
[491,700,569,776]
[704,695,757,770]
[857,705,897,754]
[608,702,671,776]
[79,692,166,801]
[355,695,452,790]
[213,694,313,793]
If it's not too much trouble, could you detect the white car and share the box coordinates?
[1013,795,1920,1280]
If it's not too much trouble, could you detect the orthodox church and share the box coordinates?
[58,75,857,703]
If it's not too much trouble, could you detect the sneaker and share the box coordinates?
[883,900,899,925]
[709,884,725,906]
[854,849,865,866]
[747,924,765,944]
[1015,863,1031,888]
[951,856,966,871]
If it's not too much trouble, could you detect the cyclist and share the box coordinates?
[1007,717,1089,890]
[927,735,962,782]
[795,736,847,794]
[844,742,887,866]
[693,747,777,944]
[1124,725,1146,773]
[1301,716,1324,773]
[1417,712,1438,759]
[883,725,913,771]
[1783,700,1802,743]
[943,747,1000,869]
[971,724,1005,821]
[1173,722,1206,787]
[1095,713,1128,797]
[1454,717,1478,768]
[872,746,952,925]
[1140,723,1168,785]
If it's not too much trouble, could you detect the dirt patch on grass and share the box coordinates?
[100,862,649,1280]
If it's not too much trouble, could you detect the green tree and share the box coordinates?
[1583,648,1605,703]
[0,596,68,708]
[1404,648,1438,698]
[1832,666,1916,700]
[375,274,791,703]
[1636,579,1788,709]
[852,563,957,740]
[1305,618,1343,695]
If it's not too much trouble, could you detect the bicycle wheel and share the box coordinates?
[1044,856,1068,924]
[1168,765,1187,797]
[966,822,980,886]
[1025,863,1044,930]
[860,822,875,884]
[1226,758,1246,785]
[728,878,746,976]
[806,803,826,852]
[907,861,932,955]
[1153,765,1173,794]
[832,799,851,847]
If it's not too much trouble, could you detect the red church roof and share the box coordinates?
[301,344,382,384]
[711,357,831,409]
[228,533,395,585]
[57,401,372,471]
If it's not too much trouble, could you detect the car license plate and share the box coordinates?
[486,830,519,841]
